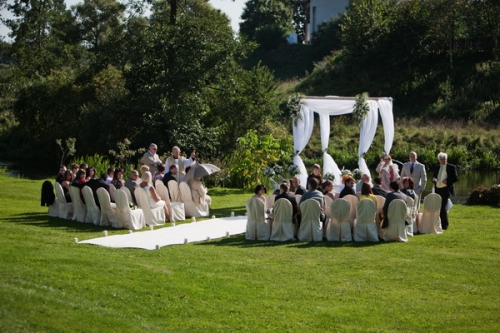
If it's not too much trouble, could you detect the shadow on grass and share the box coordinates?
[2,212,109,231]
[195,234,384,248]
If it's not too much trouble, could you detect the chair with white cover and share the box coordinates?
[354,199,378,242]
[134,186,166,226]
[413,193,420,232]
[114,189,146,230]
[167,180,182,202]
[245,197,270,240]
[265,194,276,212]
[82,186,100,225]
[109,183,116,202]
[375,195,386,227]
[54,182,73,219]
[178,182,209,218]
[418,193,442,234]
[96,188,117,227]
[380,199,408,242]
[270,199,294,241]
[343,194,358,229]
[69,186,87,223]
[326,198,351,242]
[42,181,59,217]
[298,199,322,242]
[295,194,302,205]
[324,195,334,220]
[405,196,416,237]
[121,186,134,204]
[156,180,185,222]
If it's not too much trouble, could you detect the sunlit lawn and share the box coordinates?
[1,176,499,332]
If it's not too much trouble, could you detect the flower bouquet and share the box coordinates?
[323,172,336,182]
[352,168,363,181]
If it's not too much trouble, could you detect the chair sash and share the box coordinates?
[114,189,146,230]
[96,188,117,227]
[69,185,86,223]
[353,199,378,242]
[82,186,100,225]
[381,199,408,242]
[418,193,442,234]
[246,197,270,240]
[54,182,73,219]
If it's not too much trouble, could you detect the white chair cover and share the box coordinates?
[114,189,146,230]
[82,186,100,225]
[156,180,185,222]
[48,183,59,217]
[418,193,442,234]
[54,182,73,219]
[265,194,276,211]
[121,186,134,204]
[134,186,166,226]
[179,182,209,218]
[167,180,182,202]
[295,194,302,204]
[375,195,386,227]
[270,199,295,241]
[69,186,86,223]
[343,194,358,229]
[405,196,416,237]
[324,195,334,220]
[245,197,270,240]
[380,199,408,242]
[109,183,116,202]
[298,199,322,242]
[413,193,420,232]
[354,199,378,242]
[326,198,351,242]
[96,188,117,227]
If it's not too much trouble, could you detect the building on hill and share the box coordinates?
[305,0,350,43]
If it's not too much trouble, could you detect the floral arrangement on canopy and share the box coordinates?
[263,164,301,190]
[352,92,370,126]
[323,172,336,182]
[340,168,363,183]
[287,93,304,126]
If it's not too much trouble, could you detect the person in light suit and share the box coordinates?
[401,151,427,199]
[140,143,162,175]
[432,152,458,230]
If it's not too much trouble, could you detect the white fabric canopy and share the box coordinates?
[293,97,394,186]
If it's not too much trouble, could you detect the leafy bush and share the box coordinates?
[71,154,113,179]
[467,184,500,206]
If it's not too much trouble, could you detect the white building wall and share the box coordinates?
[307,0,350,42]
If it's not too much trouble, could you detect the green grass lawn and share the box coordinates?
[1,176,499,332]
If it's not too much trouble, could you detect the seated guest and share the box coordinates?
[70,163,79,180]
[359,183,377,203]
[162,164,178,199]
[79,163,88,171]
[380,181,407,229]
[140,165,150,176]
[187,176,212,207]
[85,167,97,181]
[321,180,335,199]
[111,168,125,189]
[140,171,169,219]
[104,167,115,184]
[56,165,67,184]
[401,177,416,200]
[372,177,388,198]
[72,176,109,208]
[125,170,140,204]
[61,170,73,202]
[72,170,87,185]
[274,183,298,217]
[299,177,326,224]
[154,164,165,184]
[252,184,267,204]
[355,174,371,193]
[307,164,323,186]
[339,177,356,198]
[292,176,306,195]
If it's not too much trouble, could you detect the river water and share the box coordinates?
[2,160,499,204]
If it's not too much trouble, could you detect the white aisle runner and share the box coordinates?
[79,216,247,250]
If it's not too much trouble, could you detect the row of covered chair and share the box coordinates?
[246,192,444,242]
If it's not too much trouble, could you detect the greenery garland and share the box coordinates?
[287,93,304,126]
[352,92,370,126]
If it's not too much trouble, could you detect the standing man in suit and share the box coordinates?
[401,151,427,200]
[141,143,162,176]
[432,152,458,230]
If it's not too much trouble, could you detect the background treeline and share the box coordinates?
[1,0,500,188]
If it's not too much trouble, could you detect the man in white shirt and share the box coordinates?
[140,143,162,175]
[165,146,196,180]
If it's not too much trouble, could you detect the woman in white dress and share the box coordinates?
[140,171,169,219]
[376,154,399,191]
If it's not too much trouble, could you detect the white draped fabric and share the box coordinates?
[293,97,394,185]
